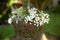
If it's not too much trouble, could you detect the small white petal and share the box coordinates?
[34,24,36,26]
[26,22,28,23]
[30,23,32,24]
[11,15,16,18]
[16,21,18,24]
[8,18,12,24]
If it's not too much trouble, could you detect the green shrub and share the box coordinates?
[0,25,15,39]
[43,11,60,37]
[48,5,60,13]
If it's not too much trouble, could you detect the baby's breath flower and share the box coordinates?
[30,22,32,25]
[24,7,50,27]
[34,24,36,26]
[8,7,50,27]
[8,18,12,24]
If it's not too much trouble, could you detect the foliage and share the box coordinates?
[0,0,10,3]
[43,11,60,37]
[0,25,15,39]
[48,5,60,13]
[0,0,11,24]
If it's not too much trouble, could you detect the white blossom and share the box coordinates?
[34,24,36,26]
[30,22,32,25]
[39,22,44,26]
[8,18,12,24]
[35,17,40,21]
[11,15,16,18]
[8,7,50,27]
[28,7,37,14]
[24,7,50,27]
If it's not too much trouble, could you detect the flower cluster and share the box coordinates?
[8,7,26,24]
[8,7,50,27]
[24,7,50,26]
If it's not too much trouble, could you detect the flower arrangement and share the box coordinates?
[8,6,50,38]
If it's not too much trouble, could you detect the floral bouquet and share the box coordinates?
[8,6,49,38]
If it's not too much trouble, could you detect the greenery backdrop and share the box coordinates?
[0,0,60,39]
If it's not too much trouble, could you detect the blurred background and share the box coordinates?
[0,0,60,40]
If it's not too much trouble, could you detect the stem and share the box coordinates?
[27,0,30,9]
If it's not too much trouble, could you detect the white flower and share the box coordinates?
[34,24,36,26]
[8,7,50,27]
[30,22,32,24]
[39,22,44,26]
[26,21,28,23]
[44,14,49,18]
[29,15,35,19]
[12,11,17,14]
[36,24,39,27]
[8,18,12,24]
[24,19,28,23]
[44,18,50,24]
[24,8,50,27]
[11,15,16,18]
[11,7,17,15]
[27,16,32,21]
[16,21,18,24]
[28,7,37,15]
[35,17,40,21]
[35,14,38,17]
[34,21,36,23]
